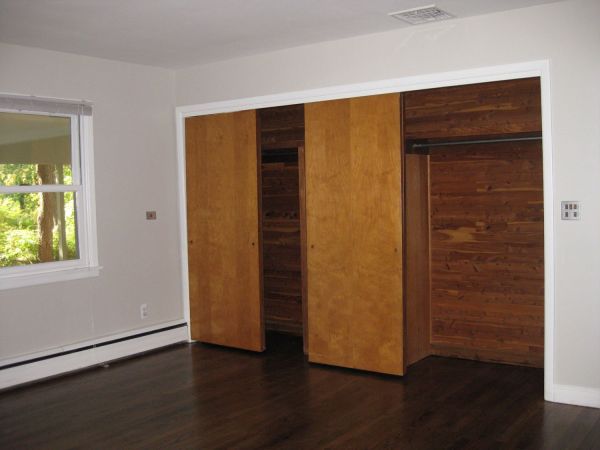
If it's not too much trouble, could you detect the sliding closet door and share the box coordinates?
[305,94,404,375]
[185,111,264,352]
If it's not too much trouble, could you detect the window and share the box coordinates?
[0,95,99,289]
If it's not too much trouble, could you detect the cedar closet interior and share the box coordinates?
[185,77,544,376]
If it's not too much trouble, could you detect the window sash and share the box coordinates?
[0,185,82,194]
[0,187,86,273]
[0,106,97,283]
[0,109,81,187]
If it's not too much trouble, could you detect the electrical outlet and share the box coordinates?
[140,303,148,319]
[561,201,581,220]
[146,211,157,220]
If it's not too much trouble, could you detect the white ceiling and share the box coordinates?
[0,0,564,69]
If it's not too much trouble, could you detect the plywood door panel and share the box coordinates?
[305,94,404,375]
[429,141,544,367]
[186,111,264,352]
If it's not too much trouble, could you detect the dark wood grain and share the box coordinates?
[403,77,542,141]
[429,141,544,367]
[1,335,598,450]
[260,104,305,150]
[261,155,303,335]
[259,105,305,337]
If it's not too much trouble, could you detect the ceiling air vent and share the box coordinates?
[388,5,454,25]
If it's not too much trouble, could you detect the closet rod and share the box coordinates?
[410,135,542,149]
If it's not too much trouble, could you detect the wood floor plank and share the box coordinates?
[1,334,598,449]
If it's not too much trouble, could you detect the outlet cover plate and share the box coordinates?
[140,303,148,319]
[561,201,580,220]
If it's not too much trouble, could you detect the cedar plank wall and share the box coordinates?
[403,78,542,141]
[428,142,544,367]
[259,105,305,335]
[404,78,544,368]
[261,104,305,150]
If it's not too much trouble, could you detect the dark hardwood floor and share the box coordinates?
[1,333,599,449]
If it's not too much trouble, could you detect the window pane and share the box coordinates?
[0,112,73,186]
[0,192,79,267]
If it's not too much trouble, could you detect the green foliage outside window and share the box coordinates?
[0,163,78,267]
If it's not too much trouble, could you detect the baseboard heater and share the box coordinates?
[0,322,188,389]
[0,323,187,371]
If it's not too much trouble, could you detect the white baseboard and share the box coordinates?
[552,384,600,409]
[3,323,599,410]
[0,322,188,390]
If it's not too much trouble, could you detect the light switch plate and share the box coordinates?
[146,211,157,220]
[561,201,580,220]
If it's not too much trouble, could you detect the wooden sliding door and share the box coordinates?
[305,94,405,375]
[185,111,264,352]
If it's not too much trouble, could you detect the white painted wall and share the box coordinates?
[0,0,598,402]
[0,43,183,360]
[177,0,600,392]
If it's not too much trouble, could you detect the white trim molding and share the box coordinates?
[0,321,188,390]
[175,60,558,404]
[0,265,101,291]
[175,113,192,342]
[553,384,600,409]
[0,110,100,291]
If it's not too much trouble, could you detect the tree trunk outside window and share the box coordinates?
[37,164,55,262]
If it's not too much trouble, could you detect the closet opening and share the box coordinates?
[258,105,308,354]
[403,77,545,371]
[184,73,547,376]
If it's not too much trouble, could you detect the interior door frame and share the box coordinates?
[175,60,555,401]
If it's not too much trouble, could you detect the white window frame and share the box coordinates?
[0,106,100,290]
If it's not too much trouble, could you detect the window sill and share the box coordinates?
[0,265,102,291]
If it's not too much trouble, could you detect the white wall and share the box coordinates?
[177,0,600,392]
[0,43,183,360]
[1,0,598,401]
